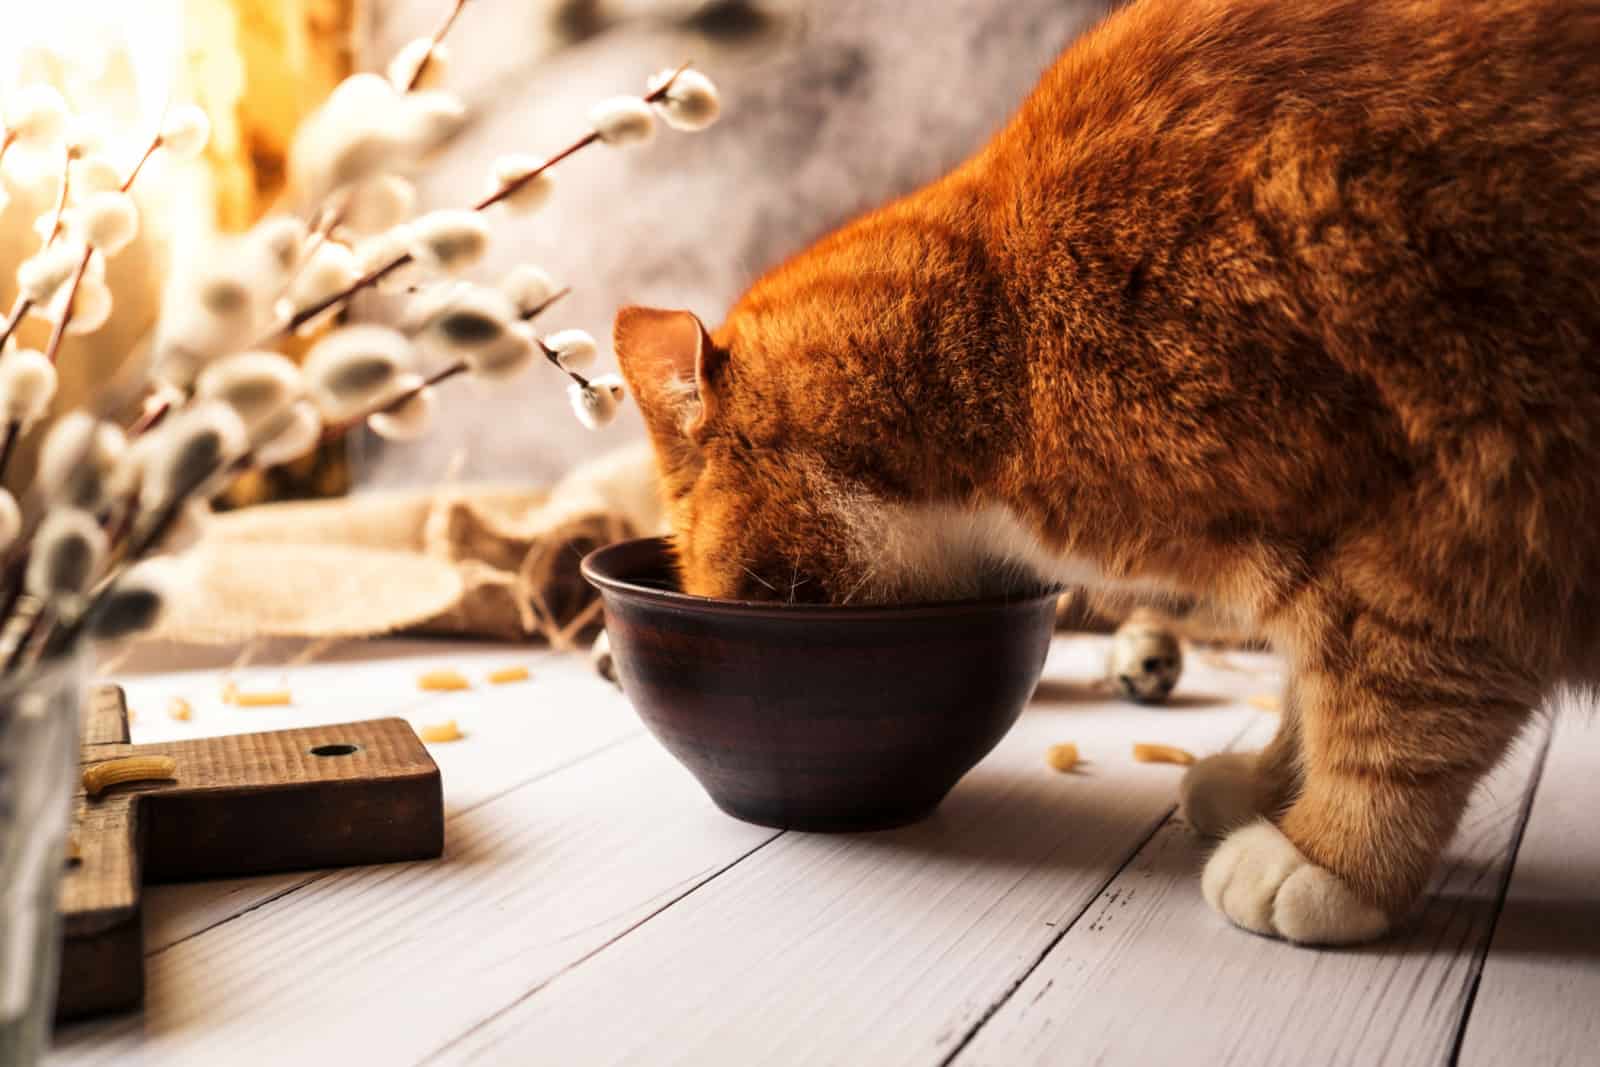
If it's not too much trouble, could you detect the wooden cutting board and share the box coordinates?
[56,685,444,1022]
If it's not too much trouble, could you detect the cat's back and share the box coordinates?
[988,0,1600,418]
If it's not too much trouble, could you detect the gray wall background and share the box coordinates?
[357,0,1112,488]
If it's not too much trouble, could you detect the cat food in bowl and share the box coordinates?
[581,537,1057,832]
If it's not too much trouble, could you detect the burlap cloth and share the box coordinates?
[154,442,666,649]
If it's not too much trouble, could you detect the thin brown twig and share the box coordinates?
[0,296,30,351]
[44,148,74,245]
[128,391,176,437]
[540,340,589,388]
[0,421,20,487]
[319,360,469,441]
[120,132,164,194]
[41,246,95,365]
[406,0,470,92]
[520,285,572,321]
[0,149,77,347]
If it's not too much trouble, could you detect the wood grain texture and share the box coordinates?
[55,637,1586,1067]
[953,717,1552,1067]
[119,644,645,955]
[49,736,777,1065]
[433,642,1276,1065]
[57,688,444,1022]
[1456,698,1600,1067]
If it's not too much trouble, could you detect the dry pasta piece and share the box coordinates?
[418,719,464,743]
[234,688,292,707]
[1248,693,1282,712]
[83,755,178,797]
[220,679,239,704]
[1046,742,1080,773]
[418,668,471,692]
[1132,742,1196,766]
[487,665,530,685]
[168,697,193,722]
[1046,742,1080,772]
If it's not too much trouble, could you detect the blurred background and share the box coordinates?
[1,0,1112,502]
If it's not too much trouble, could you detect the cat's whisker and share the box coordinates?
[740,564,777,594]
[840,567,876,606]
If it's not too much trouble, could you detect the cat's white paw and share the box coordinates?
[1179,752,1261,837]
[1202,820,1390,944]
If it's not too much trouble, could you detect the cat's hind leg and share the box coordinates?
[1201,614,1536,944]
[1180,681,1302,837]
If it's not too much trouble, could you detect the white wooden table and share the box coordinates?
[48,634,1599,1066]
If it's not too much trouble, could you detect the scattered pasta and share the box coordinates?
[1046,743,1080,773]
[487,665,530,685]
[168,697,193,722]
[418,669,471,691]
[1132,742,1196,766]
[83,755,177,797]
[234,688,292,707]
[418,719,464,743]
[1248,693,1282,712]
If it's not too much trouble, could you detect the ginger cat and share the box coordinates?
[613,0,1600,944]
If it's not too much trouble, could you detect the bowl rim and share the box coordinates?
[581,537,1061,621]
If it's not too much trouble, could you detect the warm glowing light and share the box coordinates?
[0,0,182,161]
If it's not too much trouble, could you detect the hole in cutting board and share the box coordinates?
[309,743,361,757]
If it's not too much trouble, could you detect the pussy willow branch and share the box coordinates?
[0,151,75,351]
[43,147,74,244]
[120,133,163,194]
[319,361,467,442]
[42,128,164,369]
[41,247,94,366]
[0,125,158,361]
[0,126,168,630]
[318,285,571,440]
[270,64,691,341]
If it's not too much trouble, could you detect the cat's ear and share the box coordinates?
[613,306,726,441]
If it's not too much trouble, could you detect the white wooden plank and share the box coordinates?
[432,637,1280,1066]
[121,641,645,951]
[954,717,1552,1067]
[1456,695,1600,1067]
[50,731,777,1066]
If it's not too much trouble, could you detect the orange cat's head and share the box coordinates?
[611,299,865,604]
[613,215,1030,604]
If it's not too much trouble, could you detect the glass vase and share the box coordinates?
[0,652,84,1065]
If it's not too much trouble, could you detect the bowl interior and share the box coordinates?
[582,536,1059,620]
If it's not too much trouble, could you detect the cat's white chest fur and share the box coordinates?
[839,499,1169,602]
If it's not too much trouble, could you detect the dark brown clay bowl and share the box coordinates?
[581,537,1058,832]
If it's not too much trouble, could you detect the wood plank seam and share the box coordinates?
[144,729,650,959]
[420,829,789,1065]
[1443,721,1555,1065]
[937,710,1274,1066]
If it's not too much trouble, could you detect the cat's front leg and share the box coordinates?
[1180,679,1303,836]
[1200,627,1534,944]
